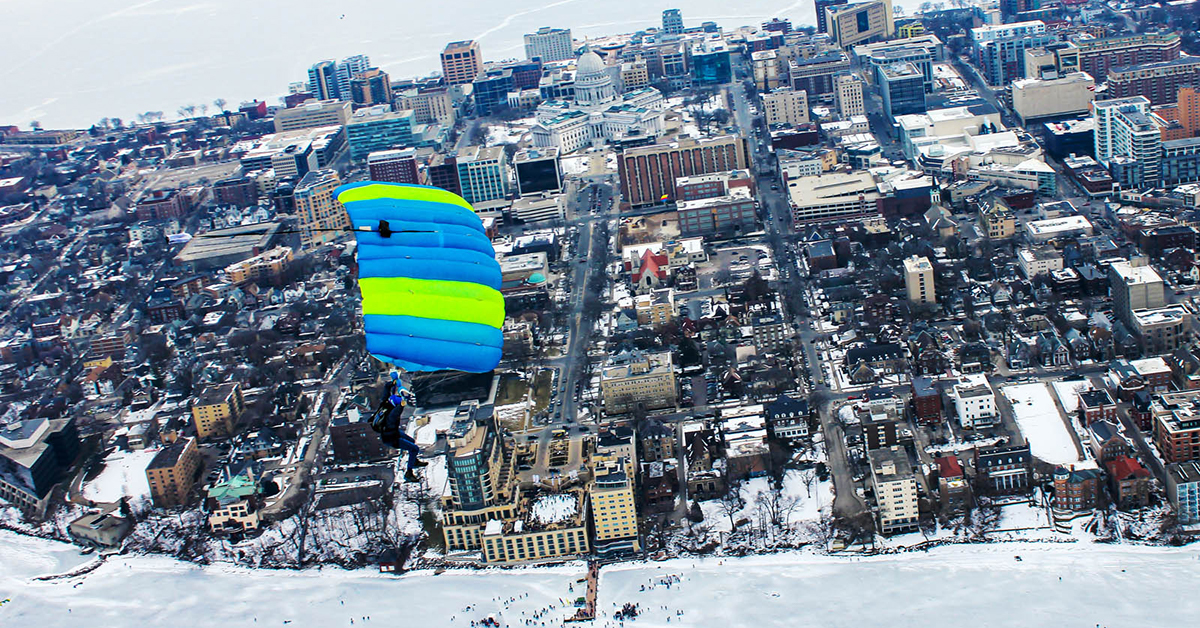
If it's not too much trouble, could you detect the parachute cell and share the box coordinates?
[336,182,504,373]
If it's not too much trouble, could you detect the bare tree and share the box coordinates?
[718,479,745,530]
[214,98,228,112]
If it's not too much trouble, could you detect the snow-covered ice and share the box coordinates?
[1002,383,1081,465]
[6,530,1200,627]
[80,449,158,504]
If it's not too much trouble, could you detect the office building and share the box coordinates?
[826,0,894,49]
[1106,56,1200,106]
[426,154,462,196]
[456,145,509,205]
[903,255,935,305]
[0,417,80,515]
[345,106,415,161]
[440,404,521,553]
[879,62,926,120]
[367,149,419,184]
[396,85,456,126]
[762,87,810,127]
[349,68,392,106]
[191,383,245,440]
[513,148,562,196]
[238,126,344,178]
[333,55,371,102]
[294,169,349,249]
[834,72,865,118]
[950,375,996,429]
[590,456,640,556]
[815,0,848,33]
[146,437,201,508]
[441,40,484,85]
[692,39,733,86]
[789,50,852,96]
[1074,31,1182,82]
[307,60,339,100]
[662,9,684,35]
[1011,72,1094,125]
[677,188,757,237]
[524,27,573,62]
[273,99,353,133]
[869,446,919,535]
[473,67,515,116]
[1162,137,1200,187]
[786,171,879,225]
[600,351,677,414]
[618,135,748,207]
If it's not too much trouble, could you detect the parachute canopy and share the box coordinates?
[336,182,504,373]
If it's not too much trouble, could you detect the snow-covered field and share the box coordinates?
[5,530,1200,627]
[1001,383,1081,465]
[80,449,158,504]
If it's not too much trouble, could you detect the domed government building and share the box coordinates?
[531,48,666,153]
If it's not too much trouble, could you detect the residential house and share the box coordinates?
[974,444,1032,495]
[911,377,943,425]
[765,394,810,441]
[1079,389,1117,425]
[1088,420,1133,464]
[934,455,971,512]
[1053,466,1105,511]
[638,419,676,463]
[1037,331,1070,367]
[1106,456,1151,510]
[684,425,725,500]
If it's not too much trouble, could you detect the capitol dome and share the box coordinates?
[576,49,606,78]
[574,47,615,106]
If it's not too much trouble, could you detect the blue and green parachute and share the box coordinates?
[335,182,504,373]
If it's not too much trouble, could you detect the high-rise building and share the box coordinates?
[367,149,420,184]
[349,68,392,106]
[426,154,461,196]
[662,9,684,35]
[524,26,574,62]
[294,169,348,250]
[815,0,848,33]
[903,255,935,305]
[869,446,919,535]
[1092,96,1163,188]
[513,147,562,196]
[880,62,926,120]
[617,135,749,207]
[970,20,1056,86]
[146,437,201,508]
[590,456,640,557]
[1109,258,1166,329]
[833,72,865,118]
[455,145,509,205]
[335,55,371,101]
[1106,56,1200,106]
[762,87,810,127]
[307,60,339,100]
[345,106,415,161]
[826,0,894,49]
[789,50,852,96]
[472,68,515,116]
[1167,461,1200,523]
[691,40,733,86]
[441,40,484,85]
[0,417,80,515]
[1073,31,1181,82]
[397,86,456,126]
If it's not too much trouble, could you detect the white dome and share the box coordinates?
[576,50,606,77]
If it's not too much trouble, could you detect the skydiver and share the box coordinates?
[371,374,426,481]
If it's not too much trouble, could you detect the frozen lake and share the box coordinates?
[2,0,928,129]
[3,530,1200,627]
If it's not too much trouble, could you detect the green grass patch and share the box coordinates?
[531,370,553,414]
[495,373,529,406]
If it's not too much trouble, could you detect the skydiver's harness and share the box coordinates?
[369,377,416,436]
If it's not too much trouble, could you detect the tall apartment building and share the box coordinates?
[869,446,919,535]
[1109,257,1165,328]
[662,9,684,35]
[600,351,678,414]
[191,383,245,440]
[1167,461,1200,523]
[223,247,293,286]
[273,99,352,133]
[815,0,849,33]
[833,72,865,118]
[903,255,935,305]
[441,40,484,85]
[1073,31,1181,82]
[335,55,371,101]
[367,149,419,184]
[441,404,520,552]
[762,87,810,127]
[1106,56,1200,106]
[397,86,456,125]
[826,0,894,49]
[590,456,640,556]
[345,106,415,161]
[970,20,1056,86]
[349,68,392,106]
[455,145,509,205]
[1092,96,1162,188]
[146,437,201,508]
[524,27,573,62]
[294,169,348,249]
[617,135,749,207]
[789,50,852,96]
[307,60,339,100]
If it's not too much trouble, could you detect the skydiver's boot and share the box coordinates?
[412,459,429,468]
[404,470,420,482]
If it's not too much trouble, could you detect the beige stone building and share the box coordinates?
[600,352,677,414]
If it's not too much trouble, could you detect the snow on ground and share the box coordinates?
[699,471,831,533]
[561,155,589,175]
[80,448,158,504]
[1001,383,1081,465]
[484,118,536,146]
[413,406,458,446]
[530,493,577,525]
[6,530,1200,627]
[1051,379,1093,415]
